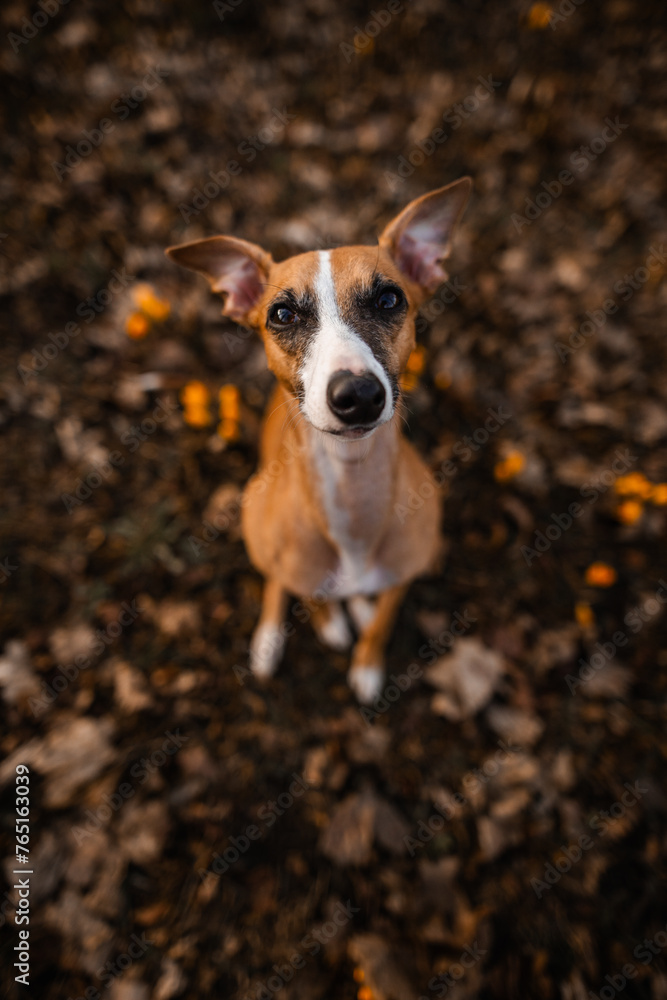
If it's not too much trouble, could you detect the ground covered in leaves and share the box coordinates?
[1,1,667,998]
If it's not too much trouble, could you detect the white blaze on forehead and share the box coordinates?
[299,250,393,431]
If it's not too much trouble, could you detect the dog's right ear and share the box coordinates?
[165,236,273,325]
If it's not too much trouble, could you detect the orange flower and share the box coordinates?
[181,382,212,427]
[650,483,667,506]
[353,967,365,983]
[133,283,171,321]
[574,601,594,628]
[126,312,150,339]
[494,450,525,482]
[357,987,374,1000]
[218,385,241,440]
[184,406,212,428]
[527,2,553,28]
[585,562,617,588]
[614,473,653,500]
[219,384,241,421]
[616,500,643,525]
[181,381,209,408]
[217,418,240,441]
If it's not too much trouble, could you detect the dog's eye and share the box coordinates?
[375,287,403,310]
[269,304,298,325]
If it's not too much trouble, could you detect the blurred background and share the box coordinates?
[1,0,667,997]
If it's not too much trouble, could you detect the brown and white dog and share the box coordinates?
[166,177,471,703]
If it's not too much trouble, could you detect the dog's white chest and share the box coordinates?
[311,432,396,598]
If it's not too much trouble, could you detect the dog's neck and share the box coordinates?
[280,385,400,554]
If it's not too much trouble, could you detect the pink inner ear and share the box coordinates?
[212,256,265,319]
[395,231,449,291]
[394,208,458,291]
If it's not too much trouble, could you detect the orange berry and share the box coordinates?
[614,473,653,500]
[650,483,667,506]
[126,312,150,339]
[133,283,171,321]
[183,405,212,428]
[616,500,643,525]
[585,562,617,588]
[219,383,241,421]
[494,450,525,482]
[218,418,240,441]
[353,967,365,983]
[574,602,594,628]
[527,3,553,28]
[181,381,209,407]
[357,987,374,1000]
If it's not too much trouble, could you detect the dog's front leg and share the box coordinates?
[348,583,408,704]
[249,577,289,679]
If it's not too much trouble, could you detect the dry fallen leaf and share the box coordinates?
[0,640,40,705]
[426,638,506,721]
[320,791,376,866]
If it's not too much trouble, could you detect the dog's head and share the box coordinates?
[166,178,470,439]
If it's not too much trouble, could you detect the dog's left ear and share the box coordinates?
[165,235,273,324]
[379,177,471,297]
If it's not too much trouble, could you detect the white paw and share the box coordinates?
[347,596,376,631]
[348,664,384,704]
[249,623,285,679]
[317,605,353,651]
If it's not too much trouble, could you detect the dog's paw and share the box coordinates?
[315,604,353,651]
[249,623,285,679]
[348,664,384,704]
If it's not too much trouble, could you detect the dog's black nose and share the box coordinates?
[327,371,386,426]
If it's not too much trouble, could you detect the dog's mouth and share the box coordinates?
[313,422,385,441]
